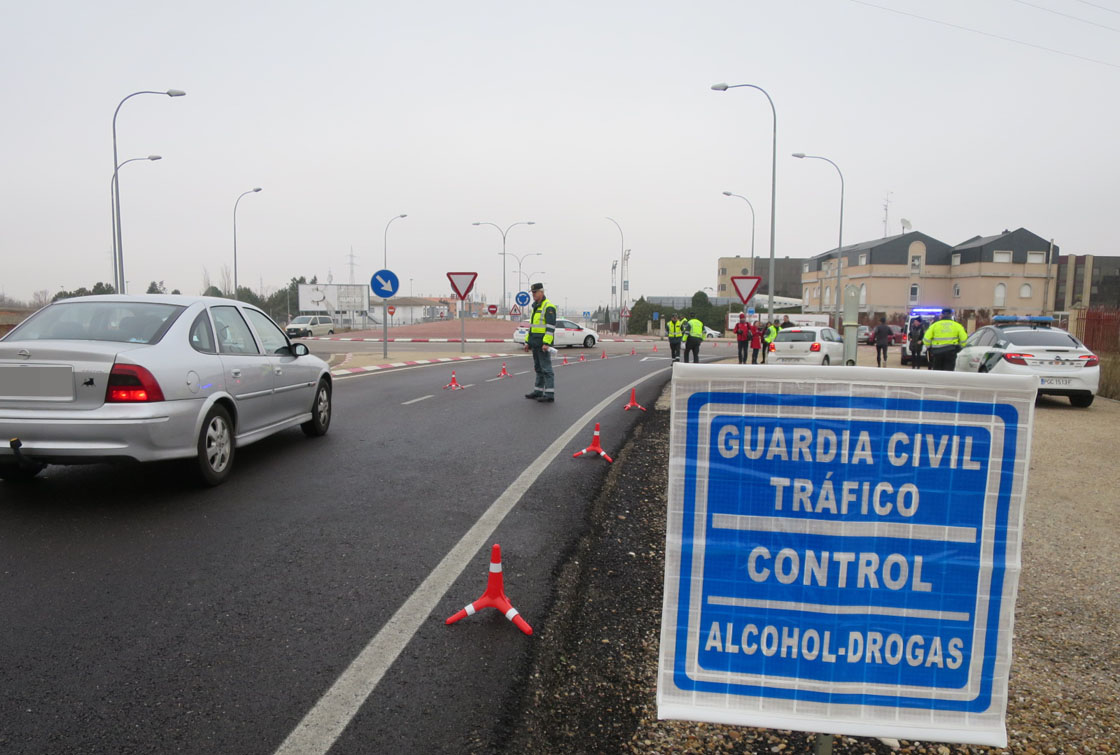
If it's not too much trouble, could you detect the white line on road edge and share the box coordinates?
[273,366,672,755]
[401,395,434,405]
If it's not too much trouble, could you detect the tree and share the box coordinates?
[146,281,167,294]
[626,296,653,335]
[32,290,52,308]
[202,286,224,298]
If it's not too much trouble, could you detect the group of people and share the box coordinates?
[731,315,784,365]
[664,312,709,363]
[891,308,969,371]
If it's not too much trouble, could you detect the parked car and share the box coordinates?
[513,318,599,348]
[865,324,906,345]
[768,326,845,365]
[954,316,1099,407]
[0,295,333,485]
[704,326,722,339]
[857,325,870,344]
[286,315,335,338]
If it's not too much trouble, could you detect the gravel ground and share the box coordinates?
[500,383,1120,754]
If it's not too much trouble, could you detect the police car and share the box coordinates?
[512,318,599,348]
[954,316,1099,407]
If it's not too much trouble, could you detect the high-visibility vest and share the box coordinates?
[667,320,682,338]
[764,324,778,343]
[923,318,967,348]
[688,318,705,340]
[529,298,557,345]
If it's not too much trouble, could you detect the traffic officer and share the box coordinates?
[762,320,778,363]
[666,313,684,362]
[524,282,558,402]
[922,307,969,371]
[682,312,705,363]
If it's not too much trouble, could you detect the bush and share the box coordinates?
[1099,353,1120,401]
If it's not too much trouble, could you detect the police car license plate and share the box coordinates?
[1040,377,1071,386]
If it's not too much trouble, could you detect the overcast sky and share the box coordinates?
[2,0,1116,313]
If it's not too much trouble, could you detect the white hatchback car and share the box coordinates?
[0,295,332,485]
[768,326,845,365]
[955,317,1099,407]
[513,318,599,348]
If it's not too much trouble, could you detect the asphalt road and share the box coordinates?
[0,348,696,754]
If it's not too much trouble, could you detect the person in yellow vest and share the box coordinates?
[524,282,558,402]
[923,307,969,371]
[683,312,705,363]
[762,321,778,364]
[666,313,684,362]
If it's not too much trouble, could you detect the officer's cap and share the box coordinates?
[530,282,544,292]
[941,307,953,315]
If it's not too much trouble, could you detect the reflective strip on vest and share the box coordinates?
[530,298,556,344]
[668,321,682,338]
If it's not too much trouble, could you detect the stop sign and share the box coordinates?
[387,305,396,316]
[488,304,498,315]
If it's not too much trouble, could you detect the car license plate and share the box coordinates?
[1040,377,1071,386]
[0,364,75,400]
[777,357,797,364]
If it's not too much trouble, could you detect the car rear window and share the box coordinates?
[774,330,817,342]
[7,301,184,344]
[1003,329,1082,347]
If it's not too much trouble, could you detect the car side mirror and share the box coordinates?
[291,342,310,356]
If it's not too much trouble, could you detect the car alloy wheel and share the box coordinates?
[302,379,332,437]
[196,404,234,486]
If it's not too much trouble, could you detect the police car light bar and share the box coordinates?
[909,307,943,318]
[992,315,1053,324]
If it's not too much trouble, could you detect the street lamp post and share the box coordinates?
[605,217,625,333]
[111,89,185,294]
[711,82,777,318]
[382,213,408,358]
[110,156,161,290]
[233,187,262,297]
[721,191,757,276]
[792,153,845,329]
[508,252,543,304]
[472,220,535,316]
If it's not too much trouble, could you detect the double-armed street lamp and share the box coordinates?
[233,188,262,297]
[111,89,185,294]
[711,82,777,317]
[110,155,161,289]
[381,213,408,358]
[472,220,535,314]
[792,152,845,329]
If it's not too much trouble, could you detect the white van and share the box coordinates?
[286,315,335,338]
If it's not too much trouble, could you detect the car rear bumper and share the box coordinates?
[0,399,205,464]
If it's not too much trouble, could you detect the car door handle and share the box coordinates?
[274,367,283,375]
[231,368,242,377]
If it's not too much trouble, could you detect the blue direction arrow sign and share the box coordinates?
[515,291,531,307]
[370,269,399,299]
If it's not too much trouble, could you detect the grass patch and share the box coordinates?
[1100,353,1120,400]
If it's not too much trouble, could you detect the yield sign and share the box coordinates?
[620,307,630,318]
[446,272,478,301]
[730,276,762,305]
[509,304,522,317]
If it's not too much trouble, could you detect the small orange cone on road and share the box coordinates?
[497,362,511,378]
[622,387,646,412]
[445,544,533,636]
[444,371,464,390]
[630,347,636,355]
[601,350,607,359]
[562,355,568,365]
[573,422,613,463]
[653,344,658,352]
[579,354,586,362]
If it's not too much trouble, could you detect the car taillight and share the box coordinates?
[1081,354,1100,368]
[810,342,821,352]
[106,364,165,402]
[1002,353,1033,366]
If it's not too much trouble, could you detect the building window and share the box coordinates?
[824,286,831,307]
[802,262,810,273]
[719,283,726,292]
[994,282,1007,307]
[1019,283,1032,298]
[993,251,1012,263]
[1027,251,1045,264]
[719,267,727,275]
[909,284,919,304]
[951,253,961,266]
[859,283,867,308]
[953,283,960,298]
[910,255,922,273]
[858,253,867,266]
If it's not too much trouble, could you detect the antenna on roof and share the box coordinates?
[882,191,893,237]
[900,218,912,233]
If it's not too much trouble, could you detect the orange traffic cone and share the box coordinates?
[497,362,511,378]
[562,355,569,366]
[445,544,533,636]
[653,344,658,352]
[622,387,646,412]
[444,371,464,390]
[601,350,607,359]
[579,354,586,362]
[630,347,636,355]
[573,422,613,463]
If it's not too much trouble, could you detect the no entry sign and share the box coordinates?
[387,305,396,316]
[658,365,1036,747]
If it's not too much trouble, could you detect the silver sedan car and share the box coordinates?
[0,295,332,485]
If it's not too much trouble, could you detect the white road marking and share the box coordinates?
[514,370,530,375]
[401,395,434,405]
[273,366,672,755]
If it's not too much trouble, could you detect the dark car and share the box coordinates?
[865,324,905,346]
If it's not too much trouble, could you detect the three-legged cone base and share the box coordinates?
[445,544,533,636]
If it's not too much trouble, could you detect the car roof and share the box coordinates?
[51,294,247,307]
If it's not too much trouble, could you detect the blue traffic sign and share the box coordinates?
[747,307,755,315]
[653,311,660,320]
[515,291,531,307]
[370,269,399,298]
[659,367,1036,746]
[583,311,591,318]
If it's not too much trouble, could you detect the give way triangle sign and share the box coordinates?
[446,272,478,301]
[509,304,522,317]
[730,275,762,305]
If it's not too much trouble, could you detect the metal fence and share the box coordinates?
[1071,308,1120,354]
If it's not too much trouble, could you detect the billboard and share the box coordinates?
[659,365,1036,746]
[297,284,369,313]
